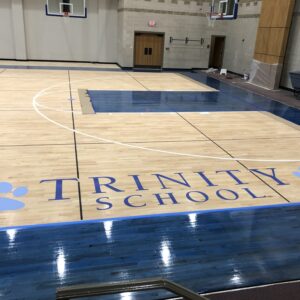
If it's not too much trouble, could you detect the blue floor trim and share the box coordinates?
[0,65,122,72]
[88,71,300,125]
[185,71,300,125]
[2,204,300,299]
[1,202,300,232]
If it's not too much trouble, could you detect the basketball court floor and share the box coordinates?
[0,62,300,299]
[0,64,299,228]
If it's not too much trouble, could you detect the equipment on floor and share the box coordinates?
[290,71,300,98]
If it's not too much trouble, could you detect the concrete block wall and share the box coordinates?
[118,0,261,73]
[118,0,214,69]
[280,0,300,89]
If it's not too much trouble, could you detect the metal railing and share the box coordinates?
[56,278,209,300]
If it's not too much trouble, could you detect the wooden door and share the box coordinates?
[134,33,164,68]
[209,36,226,69]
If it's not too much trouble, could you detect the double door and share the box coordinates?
[134,33,164,68]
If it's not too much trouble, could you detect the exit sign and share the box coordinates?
[148,20,156,27]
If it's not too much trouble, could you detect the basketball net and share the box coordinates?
[206,12,216,28]
[62,11,70,24]
[206,11,224,28]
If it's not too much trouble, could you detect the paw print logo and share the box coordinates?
[293,168,300,178]
[0,182,28,211]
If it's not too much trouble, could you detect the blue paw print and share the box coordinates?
[293,168,300,178]
[0,182,28,211]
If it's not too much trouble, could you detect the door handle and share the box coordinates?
[144,48,153,55]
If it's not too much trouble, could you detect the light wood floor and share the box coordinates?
[0,68,299,227]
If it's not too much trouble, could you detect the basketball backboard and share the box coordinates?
[46,0,87,18]
[210,0,239,20]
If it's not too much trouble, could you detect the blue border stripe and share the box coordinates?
[1,201,300,231]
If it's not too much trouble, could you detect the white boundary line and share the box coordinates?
[32,77,300,163]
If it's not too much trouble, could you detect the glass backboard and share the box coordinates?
[46,0,87,18]
[210,0,239,20]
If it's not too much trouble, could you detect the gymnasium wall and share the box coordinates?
[118,0,261,73]
[0,0,298,91]
[118,0,213,69]
[0,0,118,62]
[0,0,261,74]
[23,0,118,62]
[0,0,17,59]
[222,1,261,75]
[280,0,300,89]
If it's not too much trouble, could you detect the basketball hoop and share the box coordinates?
[208,0,239,21]
[63,11,69,17]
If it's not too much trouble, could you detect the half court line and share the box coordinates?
[68,70,83,220]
